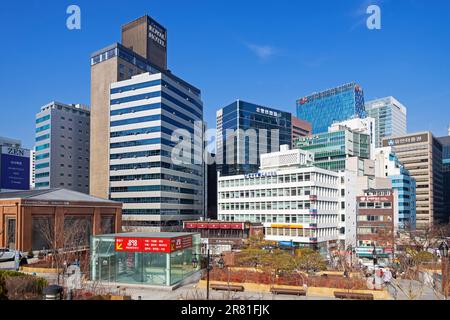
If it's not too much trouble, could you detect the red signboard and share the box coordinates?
[185,223,197,229]
[220,223,231,229]
[209,223,220,229]
[230,223,244,230]
[197,223,209,229]
[115,235,192,253]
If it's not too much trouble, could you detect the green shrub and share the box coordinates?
[0,270,47,300]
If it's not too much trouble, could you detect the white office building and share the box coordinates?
[109,72,204,232]
[365,97,407,148]
[34,102,90,193]
[218,146,341,255]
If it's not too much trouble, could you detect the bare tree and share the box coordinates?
[35,217,91,285]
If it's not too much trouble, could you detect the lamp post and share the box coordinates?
[373,245,378,286]
[439,241,449,299]
[346,245,354,270]
[192,249,212,300]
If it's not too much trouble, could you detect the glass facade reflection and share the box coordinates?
[296,83,366,134]
[90,233,201,286]
[217,100,292,176]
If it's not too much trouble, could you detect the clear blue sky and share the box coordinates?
[0,0,449,149]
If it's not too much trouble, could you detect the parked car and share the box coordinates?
[0,248,26,262]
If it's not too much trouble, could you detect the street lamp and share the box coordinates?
[372,245,378,286]
[192,249,212,300]
[439,241,449,299]
[346,245,354,270]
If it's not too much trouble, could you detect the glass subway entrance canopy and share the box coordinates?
[90,232,201,286]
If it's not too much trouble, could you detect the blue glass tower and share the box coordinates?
[216,100,292,176]
[437,135,450,224]
[296,83,366,134]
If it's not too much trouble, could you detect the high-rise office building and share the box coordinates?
[296,83,366,134]
[375,148,417,230]
[91,15,181,199]
[291,116,311,148]
[0,137,30,192]
[365,97,407,147]
[216,100,292,176]
[34,102,90,193]
[383,132,444,228]
[296,126,371,172]
[109,72,204,232]
[437,134,450,224]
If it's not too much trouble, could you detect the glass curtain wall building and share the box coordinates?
[216,100,292,176]
[365,97,407,147]
[109,72,204,232]
[296,83,366,134]
[296,128,371,172]
[437,135,450,223]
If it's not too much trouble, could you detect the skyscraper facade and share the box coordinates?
[437,135,450,224]
[34,102,90,193]
[375,147,417,230]
[90,15,174,199]
[383,132,444,228]
[109,72,204,232]
[365,96,407,147]
[296,83,366,134]
[216,100,292,176]
[296,127,371,172]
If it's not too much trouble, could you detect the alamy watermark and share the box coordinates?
[367,5,381,30]
[66,5,81,30]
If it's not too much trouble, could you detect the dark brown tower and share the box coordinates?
[121,15,167,70]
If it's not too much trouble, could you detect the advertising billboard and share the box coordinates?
[0,146,30,190]
[115,235,193,253]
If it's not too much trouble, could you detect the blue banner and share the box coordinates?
[1,153,30,190]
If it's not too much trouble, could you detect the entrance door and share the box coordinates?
[98,255,116,282]
[6,218,16,250]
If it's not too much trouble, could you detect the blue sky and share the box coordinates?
[0,0,449,149]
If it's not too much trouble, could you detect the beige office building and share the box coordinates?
[90,15,198,199]
[382,132,444,228]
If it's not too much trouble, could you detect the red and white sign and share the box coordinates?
[115,235,193,253]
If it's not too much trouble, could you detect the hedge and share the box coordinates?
[0,270,48,300]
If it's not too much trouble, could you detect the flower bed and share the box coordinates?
[205,269,367,290]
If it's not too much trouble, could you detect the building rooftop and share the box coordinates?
[0,188,118,203]
[95,232,197,239]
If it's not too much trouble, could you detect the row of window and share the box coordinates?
[357,215,393,222]
[219,214,324,224]
[36,124,50,133]
[36,153,49,160]
[122,209,203,216]
[36,115,50,124]
[110,161,202,177]
[110,173,201,186]
[110,137,176,149]
[36,134,50,142]
[110,149,170,160]
[110,185,199,195]
[266,227,337,239]
[112,197,199,205]
[219,186,338,200]
[219,173,314,188]
[358,202,393,209]
[220,200,337,211]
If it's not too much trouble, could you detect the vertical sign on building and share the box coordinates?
[0,146,30,190]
